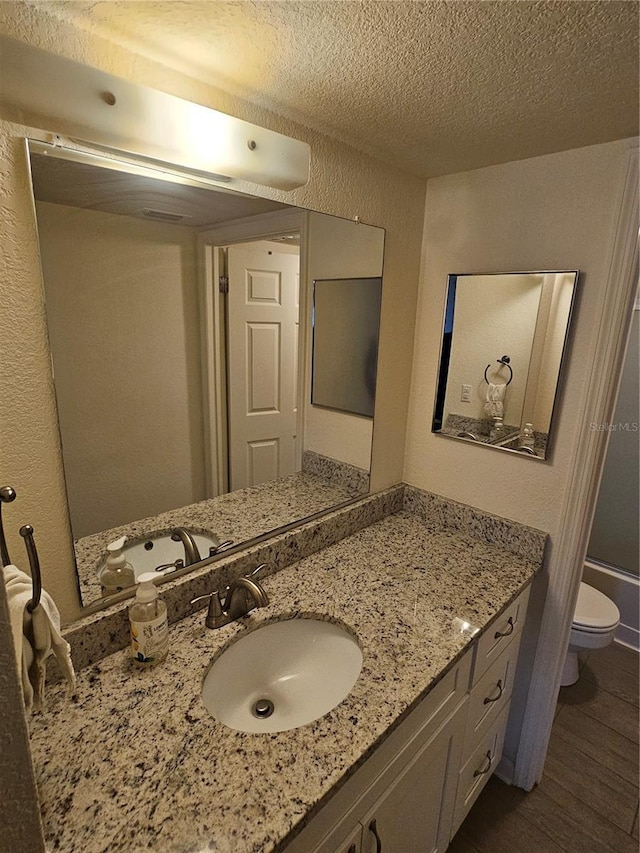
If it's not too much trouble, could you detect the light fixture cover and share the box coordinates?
[0,35,310,190]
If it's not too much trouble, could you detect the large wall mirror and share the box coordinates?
[432,270,579,459]
[27,140,384,614]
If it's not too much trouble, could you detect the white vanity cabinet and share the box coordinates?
[286,651,472,853]
[285,585,531,853]
[450,585,530,837]
[355,708,467,853]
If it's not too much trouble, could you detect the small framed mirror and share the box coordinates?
[432,270,579,459]
[311,277,382,418]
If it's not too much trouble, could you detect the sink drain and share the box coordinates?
[251,698,275,719]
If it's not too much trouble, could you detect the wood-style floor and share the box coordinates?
[450,642,639,853]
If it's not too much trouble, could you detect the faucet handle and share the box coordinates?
[191,592,215,606]
[242,565,268,607]
[190,589,226,629]
[208,540,234,557]
[247,563,267,580]
[190,589,224,607]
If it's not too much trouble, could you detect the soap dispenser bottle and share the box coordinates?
[520,422,535,449]
[99,536,135,596]
[490,416,505,441]
[129,572,169,666]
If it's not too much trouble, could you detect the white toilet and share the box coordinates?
[561,581,620,686]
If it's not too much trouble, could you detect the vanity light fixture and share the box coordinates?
[0,35,310,190]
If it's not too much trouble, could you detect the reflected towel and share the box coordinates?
[484,382,507,418]
[3,565,75,713]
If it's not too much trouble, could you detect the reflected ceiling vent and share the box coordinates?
[138,207,192,223]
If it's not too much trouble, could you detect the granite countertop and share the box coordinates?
[76,471,362,605]
[30,508,541,853]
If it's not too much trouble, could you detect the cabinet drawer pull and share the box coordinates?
[494,616,514,639]
[369,818,382,852]
[483,679,504,705]
[473,750,493,777]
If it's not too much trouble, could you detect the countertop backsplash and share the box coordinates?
[62,485,404,673]
[52,482,546,677]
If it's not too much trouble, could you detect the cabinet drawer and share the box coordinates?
[463,629,522,760]
[472,584,530,685]
[451,704,510,837]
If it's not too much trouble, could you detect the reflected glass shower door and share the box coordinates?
[588,308,639,576]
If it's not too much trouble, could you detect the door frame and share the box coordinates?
[513,143,639,789]
[197,209,308,496]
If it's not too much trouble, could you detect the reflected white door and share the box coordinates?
[227,241,299,490]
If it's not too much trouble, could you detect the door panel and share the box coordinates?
[247,438,279,484]
[247,323,280,412]
[227,241,299,490]
[359,713,464,853]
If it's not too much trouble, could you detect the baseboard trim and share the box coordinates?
[495,754,516,786]
[614,632,640,653]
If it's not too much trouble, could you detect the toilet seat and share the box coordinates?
[573,582,620,632]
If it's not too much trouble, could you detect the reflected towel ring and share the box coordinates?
[484,355,513,386]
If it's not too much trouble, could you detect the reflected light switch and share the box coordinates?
[461,384,472,402]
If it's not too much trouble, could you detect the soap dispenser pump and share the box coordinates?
[99,536,135,596]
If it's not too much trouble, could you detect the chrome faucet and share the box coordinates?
[190,566,269,629]
[170,528,202,565]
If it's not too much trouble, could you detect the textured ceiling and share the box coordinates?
[26,1,640,178]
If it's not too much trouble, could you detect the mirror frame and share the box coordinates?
[432,269,580,460]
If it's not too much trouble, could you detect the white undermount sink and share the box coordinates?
[201,619,363,733]
[121,531,219,578]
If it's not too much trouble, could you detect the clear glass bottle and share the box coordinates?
[489,416,505,441]
[520,422,535,449]
[129,572,169,666]
[99,536,135,596]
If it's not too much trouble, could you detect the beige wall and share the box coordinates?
[404,139,636,768]
[443,274,542,426]
[0,579,44,852]
[305,211,384,470]
[35,202,205,538]
[0,9,426,622]
[530,272,577,431]
[404,139,634,536]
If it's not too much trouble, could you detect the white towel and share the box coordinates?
[3,564,75,713]
[484,382,507,418]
